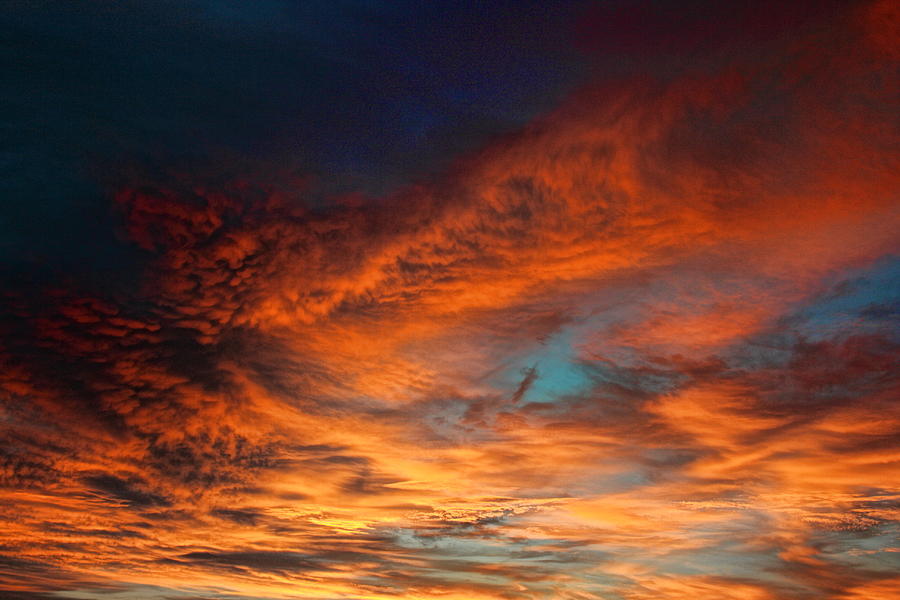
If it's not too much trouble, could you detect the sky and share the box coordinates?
[0,1,898,599]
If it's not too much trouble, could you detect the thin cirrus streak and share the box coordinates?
[0,1,898,599]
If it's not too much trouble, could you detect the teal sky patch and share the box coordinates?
[494,328,595,404]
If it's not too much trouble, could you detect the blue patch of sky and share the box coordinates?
[819,524,900,573]
[792,255,900,342]
[726,255,899,371]
[490,327,595,404]
[645,515,791,583]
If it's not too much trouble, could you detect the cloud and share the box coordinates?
[81,474,172,508]
[1,1,898,598]
[174,550,324,574]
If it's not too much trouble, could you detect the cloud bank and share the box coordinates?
[1,1,898,598]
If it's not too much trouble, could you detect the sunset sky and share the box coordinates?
[1,1,899,599]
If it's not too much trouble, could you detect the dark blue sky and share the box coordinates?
[2,0,589,274]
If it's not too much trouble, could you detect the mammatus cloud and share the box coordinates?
[1,1,898,598]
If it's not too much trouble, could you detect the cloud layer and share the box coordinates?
[1,1,898,598]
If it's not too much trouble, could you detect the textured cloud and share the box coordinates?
[1,1,898,598]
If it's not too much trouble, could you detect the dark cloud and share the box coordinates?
[0,594,79,600]
[210,508,264,527]
[176,550,323,573]
[577,0,851,56]
[82,474,172,508]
